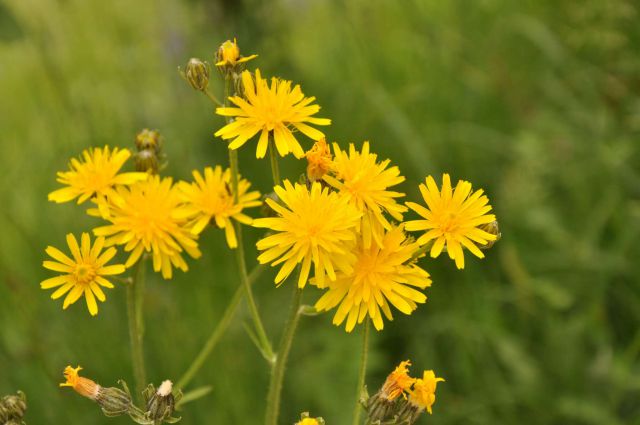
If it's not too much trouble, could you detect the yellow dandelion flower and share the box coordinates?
[41,233,124,316]
[324,142,407,249]
[92,175,202,279]
[405,174,497,269]
[408,370,444,414]
[381,360,416,401]
[215,38,257,67]
[297,418,321,425]
[306,138,333,181]
[48,146,148,217]
[215,69,331,159]
[176,166,261,248]
[253,180,361,288]
[60,366,101,400]
[315,226,431,332]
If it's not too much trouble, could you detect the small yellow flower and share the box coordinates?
[408,370,444,414]
[297,419,320,425]
[48,146,148,217]
[405,174,497,269]
[176,166,261,248]
[315,226,431,332]
[253,180,361,288]
[41,233,125,316]
[381,360,416,401]
[215,38,257,67]
[92,175,202,279]
[324,142,407,249]
[60,366,101,399]
[305,138,333,181]
[215,69,331,159]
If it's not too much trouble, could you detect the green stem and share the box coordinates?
[126,257,147,404]
[352,320,370,425]
[229,148,274,362]
[265,284,303,425]
[176,265,265,390]
[268,138,281,185]
[204,88,222,106]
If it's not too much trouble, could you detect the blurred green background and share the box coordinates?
[1,0,639,423]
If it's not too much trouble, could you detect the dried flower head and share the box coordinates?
[305,138,333,182]
[60,366,101,400]
[381,360,416,401]
[405,174,497,269]
[215,69,331,158]
[41,233,125,316]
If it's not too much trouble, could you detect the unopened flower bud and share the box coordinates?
[184,58,210,92]
[479,220,500,250]
[95,384,134,417]
[134,129,165,174]
[142,381,182,424]
[0,391,27,424]
[135,129,162,154]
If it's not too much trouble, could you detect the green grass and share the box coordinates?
[1,0,639,424]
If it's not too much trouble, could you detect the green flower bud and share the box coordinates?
[0,391,27,424]
[184,58,210,92]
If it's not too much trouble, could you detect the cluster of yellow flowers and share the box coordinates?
[43,141,261,315]
[46,37,500,423]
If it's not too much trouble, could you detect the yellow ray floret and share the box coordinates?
[175,166,261,248]
[405,174,497,269]
[409,370,445,414]
[92,175,201,279]
[215,69,331,159]
[48,146,148,217]
[41,233,125,316]
[323,141,407,249]
[253,180,361,288]
[314,226,431,332]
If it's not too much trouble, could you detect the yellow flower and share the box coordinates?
[215,69,331,159]
[253,180,361,288]
[60,366,101,400]
[405,174,497,269]
[381,360,416,401]
[48,146,148,217]
[176,166,261,248]
[297,419,320,425]
[305,138,333,181]
[41,233,125,316]
[215,38,257,66]
[314,226,431,332]
[324,142,407,249]
[92,175,202,279]
[408,370,444,414]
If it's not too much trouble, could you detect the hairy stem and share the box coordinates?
[352,320,370,425]
[265,284,303,425]
[126,257,147,404]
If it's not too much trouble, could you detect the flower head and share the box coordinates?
[381,360,416,401]
[405,174,497,269]
[324,142,407,249]
[408,370,444,414]
[215,69,331,159]
[41,233,125,316]
[315,226,431,332]
[60,366,101,400]
[296,412,325,425]
[215,38,257,67]
[253,180,361,288]
[92,175,201,279]
[176,166,261,248]
[48,146,147,217]
[306,138,333,181]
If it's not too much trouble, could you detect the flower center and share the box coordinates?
[74,264,96,285]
